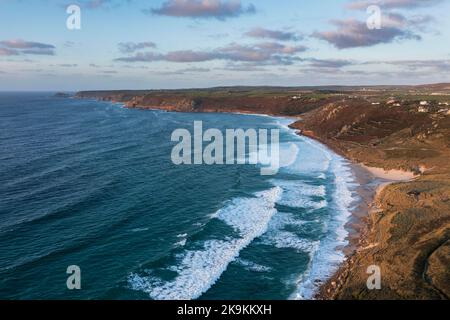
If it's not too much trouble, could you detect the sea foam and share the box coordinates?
[292,155,357,300]
[273,123,358,300]
[272,179,327,210]
[260,211,319,252]
[128,187,282,300]
[234,258,272,273]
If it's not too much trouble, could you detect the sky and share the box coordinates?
[0,0,449,91]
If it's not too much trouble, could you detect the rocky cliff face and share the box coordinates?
[124,96,195,111]
[75,90,335,116]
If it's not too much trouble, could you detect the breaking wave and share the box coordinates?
[128,187,282,300]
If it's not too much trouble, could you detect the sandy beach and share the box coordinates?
[362,165,417,181]
[315,161,420,299]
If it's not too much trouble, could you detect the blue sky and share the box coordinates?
[0,0,449,90]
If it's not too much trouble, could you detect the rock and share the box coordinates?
[54,92,71,98]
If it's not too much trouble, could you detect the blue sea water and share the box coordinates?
[0,92,358,300]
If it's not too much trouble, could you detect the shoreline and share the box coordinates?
[342,163,379,256]
[315,162,418,299]
[113,102,375,299]
[276,116,420,299]
[113,101,396,299]
[85,98,445,299]
[73,90,450,300]
[345,163,418,251]
[121,106,370,299]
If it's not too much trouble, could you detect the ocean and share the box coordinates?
[0,92,358,300]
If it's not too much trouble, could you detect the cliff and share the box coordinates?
[75,88,337,116]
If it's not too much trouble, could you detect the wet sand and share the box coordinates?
[342,164,381,256]
[316,161,420,299]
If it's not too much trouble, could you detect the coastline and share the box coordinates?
[314,162,417,299]
[150,106,389,299]
[76,95,450,299]
[99,100,396,299]
[290,128,416,299]
[282,116,412,299]
[344,163,418,253]
[341,163,378,256]
[104,100,373,299]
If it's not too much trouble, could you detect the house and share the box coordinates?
[420,101,429,106]
[418,106,429,113]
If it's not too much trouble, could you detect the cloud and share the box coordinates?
[160,67,211,75]
[148,0,256,20]
[297,58,359,75]
[115,52,163,62]
[306,58,356,68]
[0,39,54,50]
[64,41,76,48]
[178,67,210,72]
[221,63,267,72]
[0,39,55,55]
[0,48,19,56]
[80,0,131,10]
[118,41,156,53]
[165,50,217,62]
[84,0,113,9]
[347,0,443,10]
[57,64,78,67]
[374,59,450,71]
[21,49,56,55]
[296,58,450,79]
[207,33,229,39]
[115,42,307,65]
[245,28,302,41]
[19,68,45,73]
[115,50,216,63]
[218,42,307,63]
[313,14,422,49]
